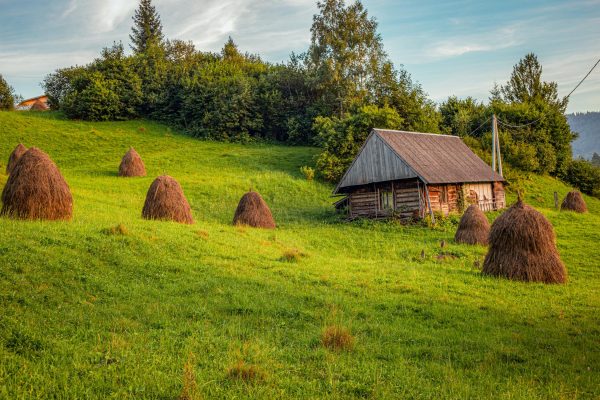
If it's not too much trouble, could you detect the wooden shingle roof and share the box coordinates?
[334,129,504,193]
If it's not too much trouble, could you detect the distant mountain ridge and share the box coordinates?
[567,111,600,159]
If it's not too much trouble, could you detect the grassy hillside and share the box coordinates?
[0,111,599,399]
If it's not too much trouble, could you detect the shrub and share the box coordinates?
[300,166,314,181]
[563,158,600,197]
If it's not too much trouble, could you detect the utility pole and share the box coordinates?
[491,114,503,177]
[492,114,497,173]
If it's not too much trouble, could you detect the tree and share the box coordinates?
[489,53,575,176]
[494,53,565,111]
[0,74,16,110]
[315,105,403,181]
[307,0,388,115]
[130,0,164,54]
[592,152,600,167]
[439,96,488,137]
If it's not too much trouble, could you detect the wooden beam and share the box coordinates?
[424,183,435,224]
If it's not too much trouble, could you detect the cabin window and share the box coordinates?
[380,190,393,210]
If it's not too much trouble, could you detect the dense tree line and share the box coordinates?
[40,0,598,196]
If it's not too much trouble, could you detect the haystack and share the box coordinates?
[142,175,194,224]
[454,204,490,245]
[30,100,48,111]
[233,191,275,229]
[483,199,566,283]
[561,191,587,213]
[6,143,27,175]
[119,147,146,177]
[1,147,72,220]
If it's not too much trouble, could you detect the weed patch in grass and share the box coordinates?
[279,248,308,262]
[321,325,355,352]
[226,361,266,383]
[102,223,129,236]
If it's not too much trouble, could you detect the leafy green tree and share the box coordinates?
[493,53,565,111]
[315,105,403,181]
[438,96,488,137]
[490,53,575,176]
[307,0,388,115]
[0,74,16,110]
[592,152,600,167]
[43,66,87,110]
[130,0,164,54]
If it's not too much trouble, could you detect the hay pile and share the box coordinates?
[561,191,587,213]
[6,143,27,175]
[30,100,48,111]
[454,204,490,245]
[142,175,194,224]
[233,191,275,229]
[119,147,146,177]
[483,200,566,283]
[1,147,72,220]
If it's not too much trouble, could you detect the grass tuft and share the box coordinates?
[279,248,308,263]
[226,361,266,383]
[321,325,355,352]
[102,223,128,236]
[179,353,200,400]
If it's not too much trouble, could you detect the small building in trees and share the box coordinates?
[16,95,49,111]
[333,129,506,219]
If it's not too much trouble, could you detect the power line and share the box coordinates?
[467,116,491,136]
[565,57,600,99]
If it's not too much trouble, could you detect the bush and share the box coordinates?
[563,158,600,197]
[300,166,314,181]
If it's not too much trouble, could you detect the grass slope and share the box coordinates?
[0,112,599,399]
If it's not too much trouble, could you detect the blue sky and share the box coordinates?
[1,0,598,112]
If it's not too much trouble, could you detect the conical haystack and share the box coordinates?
[6,143,27,175]
[483,200,566,283]
[1,147,72,220]
[30,100,48,111]
[233,191,275,229]
[142,175,194,224]
[560,191,587,213]
[454,204,490,245]
[119,147,146,177]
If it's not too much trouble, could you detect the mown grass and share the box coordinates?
[0,111,598,399]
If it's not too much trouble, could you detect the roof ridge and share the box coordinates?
[373,128,459,138]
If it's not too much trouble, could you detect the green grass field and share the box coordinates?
[0,111,598,399]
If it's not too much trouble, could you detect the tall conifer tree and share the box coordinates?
[130,0,164,54]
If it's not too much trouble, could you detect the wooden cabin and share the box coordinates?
[333,129,506,220]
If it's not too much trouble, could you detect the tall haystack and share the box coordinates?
[119,147,146,177]
[30,100,49,111]
[454,204,490,245]
[483,200,566,283]
[6,143,27,175]
[142,175,194,224]
[1,147,72,220]
[233,191,275,229]
[561,191,587,213]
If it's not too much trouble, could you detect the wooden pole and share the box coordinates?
[492,114,497,173]
[424,184,435,224]
[495,116,503,176]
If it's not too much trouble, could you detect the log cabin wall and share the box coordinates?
[425,184,460,216]
[348,179,421,219]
